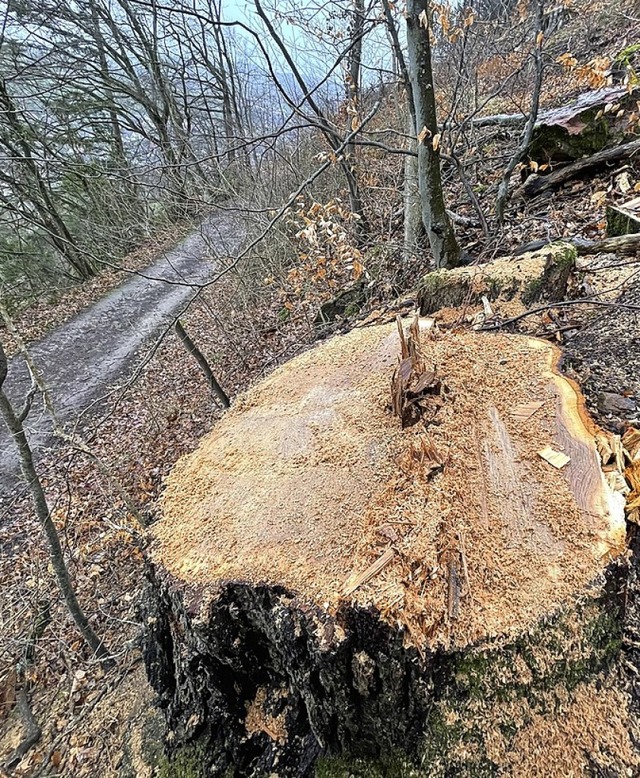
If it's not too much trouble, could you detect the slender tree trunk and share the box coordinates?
[0,344,111,665]
[403,114,428,263]
[495,0,545,224]
[406,0,461,268]
[175,320,230,409]
[343,0,368,242]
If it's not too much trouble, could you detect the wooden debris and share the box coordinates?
[518,139,640,198]
[538,445,571,469]
[607,196,640,238]
[343,548,396,596]
[398,436,444,476]
[391,316,443,429]
[625,459,640,525]
[447,559,461,621]
[623,427,640,462]
[606,469,630,497]
[596,434,615,466]
[511,401,544,424]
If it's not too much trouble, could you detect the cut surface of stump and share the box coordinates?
[144,319,632,775]
[152,322,624,648]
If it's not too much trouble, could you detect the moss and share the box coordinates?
[528,111,611,162]
[158,743,207,778]
[316,753,420,777]
[522,276,544,302]
[344,301,361,317]
[615,43,640,67]
[318,595,623,778]
[418,269,465,314]
[607,204,640,237]
[521,241,576,305]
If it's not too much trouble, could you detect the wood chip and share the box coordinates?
[611,434,626,474]
[623,427,640,462]
[511,400,544,423]
[343,548,396,596]
[596,434,615,466]
[538,445,571,469]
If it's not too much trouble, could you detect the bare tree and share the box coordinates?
[0,342,111,664]
[406,0,461,268]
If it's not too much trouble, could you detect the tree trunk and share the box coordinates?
[174,320,230,409]
[405,0,461,269]
[0,345,111,664]
[518,138,640,198]
[403,114,428,264]
[142,309,630,776]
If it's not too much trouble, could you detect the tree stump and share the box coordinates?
[417,243,575,315]
[143,318,633,777]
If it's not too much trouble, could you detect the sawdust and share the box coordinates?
[505,679,637,776]
[245,687,288,745]
[153,321,626,648]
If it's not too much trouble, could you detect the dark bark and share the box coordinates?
[405,0,461,268]
[518,138,640,197]
[142,560,627,776]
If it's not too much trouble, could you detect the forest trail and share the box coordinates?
[0,210,246,493]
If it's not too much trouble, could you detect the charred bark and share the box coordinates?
[142,560,628,777]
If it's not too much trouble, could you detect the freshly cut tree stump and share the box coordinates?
[143,320,631,777]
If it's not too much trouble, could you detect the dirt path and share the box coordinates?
[0,211,246,493]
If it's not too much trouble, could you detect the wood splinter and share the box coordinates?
[343,547,396,596]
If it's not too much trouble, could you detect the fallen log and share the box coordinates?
[514,233,640,257]
[417,242,576,315]
[142,316,632,776]
[517,138,640,198]
[471,86,632,128]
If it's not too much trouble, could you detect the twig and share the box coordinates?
[3,600,51,771]
[481,298,640,331]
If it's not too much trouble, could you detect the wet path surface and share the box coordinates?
[0,211,246,492]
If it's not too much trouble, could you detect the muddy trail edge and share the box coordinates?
[0,211,246,494]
